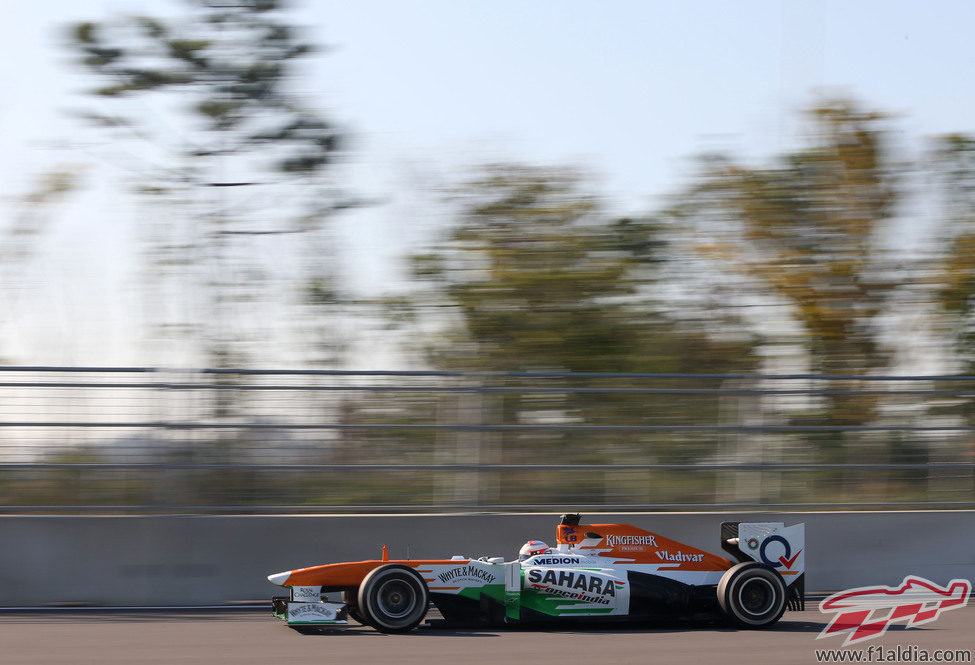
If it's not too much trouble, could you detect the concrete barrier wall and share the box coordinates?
[1,511,972,606]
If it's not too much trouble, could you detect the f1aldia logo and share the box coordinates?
[759,535,802,570]
[817,576,971,646]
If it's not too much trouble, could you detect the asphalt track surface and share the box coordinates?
[3,607,973,664]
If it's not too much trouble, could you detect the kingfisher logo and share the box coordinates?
[605,534,657,547]
[817,576,971,646]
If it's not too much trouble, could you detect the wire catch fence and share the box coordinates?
[0,366,972,512]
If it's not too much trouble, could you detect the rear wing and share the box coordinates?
[721,521,805,611]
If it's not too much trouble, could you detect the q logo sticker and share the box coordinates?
[760,535,801,570]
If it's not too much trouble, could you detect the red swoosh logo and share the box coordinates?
[822,577,968,610]
[779,549,802,569]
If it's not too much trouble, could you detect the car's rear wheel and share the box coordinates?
[357,564,429,633]
[717,562,787,628]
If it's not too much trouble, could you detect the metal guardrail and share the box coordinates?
[0,367,972,512]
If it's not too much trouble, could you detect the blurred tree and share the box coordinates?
[665,100,902,430]
[5,169,80,263]
[67,0,348,370]
[0,168,80,362]
[408,165,754,374]
[934,134,975,353]
[393,164,757,504]
[930,135,975,453]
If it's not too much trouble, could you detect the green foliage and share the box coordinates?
[68,1,338,176]
[407,164,755,376]
[671,100,898,376]
[926,134,975,429]
[933,134,975,321]
[351,164,762,505]
[663,100,907,436]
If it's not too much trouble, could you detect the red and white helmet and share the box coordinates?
[519,540,550,561]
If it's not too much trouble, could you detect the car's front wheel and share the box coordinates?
[342,589,367,625]
[356,564,429,633]
[717,562,787,628]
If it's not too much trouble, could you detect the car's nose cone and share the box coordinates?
[267,571,291,586]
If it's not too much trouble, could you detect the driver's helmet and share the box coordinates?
[518,540,550,561]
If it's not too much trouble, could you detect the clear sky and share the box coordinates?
[2,0,975,365]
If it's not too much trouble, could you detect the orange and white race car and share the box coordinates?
[267,514,805,633]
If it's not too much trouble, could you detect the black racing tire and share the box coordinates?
[717,562,787,628]
[342,589,367,626]
[357,564,429,633]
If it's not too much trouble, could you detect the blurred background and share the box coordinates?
[2,0,974,512]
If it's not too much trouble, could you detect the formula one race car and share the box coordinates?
[266,514,805,633]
